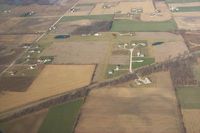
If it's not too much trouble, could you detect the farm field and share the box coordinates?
[52,19,112,35]
[75,72,183,133]
[0,64,44,92]
[168,2,200,7]
[182,109,200,133]
[141,1,172,21]
[182,31,200,52]
[0,0,79,17]
[173,12,200,30]
[65,3,95,16]
[1,0,200,132]
[90,1,154,15]
[9,17,58,34]
[176,86,200,109]
[111,19,177,32]
[61,14,114,21]
[176,86,200,133]
[174,6,200,12]
[0,34,39,45]
[166,0,200,3]
[0,109,48,133]
[38,99,83,133]
[41,41,110,64]
[0,65,95,113]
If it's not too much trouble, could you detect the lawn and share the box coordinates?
[166,0,200,3]
[38,99,83,133]
[61,14,114,22]
[111,19,177,32]
[133,57,155,69]
[175,6,200,12]
[176,87,200,109]
[106,64,129,79]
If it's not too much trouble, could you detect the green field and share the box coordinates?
[175,6,200,12]
[133,57,155,69]
[111,19,177,32]
[61,14,114,22]
[166,0,200,3]
[38,99,83,133]
[177,87,200,109]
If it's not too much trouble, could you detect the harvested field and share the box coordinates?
[181,31,200,52]
[42,41,110,64]
[9,17,57,34]
[0,64,44,92]
[149,32,188,62]
[173,12,200,30]
[75,72,183,133]
[0,65,95,113]
[182,109,200,133]
[0,66,6,73]
[53,19,112,35]
[0,48,24,65]
[0,18,23,34]
[151,41,188,62]
[0,34,39,45]
[0,109,48,133]
[0,77,35,92]
[61,14,114,21]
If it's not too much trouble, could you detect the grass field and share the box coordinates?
[61,14,114,22]
[175,6,200,12]
[166,0,200,3]
[177,87,200,109]
[133,57,155,69]
[111,19,177,32]
[38,99,83,133]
